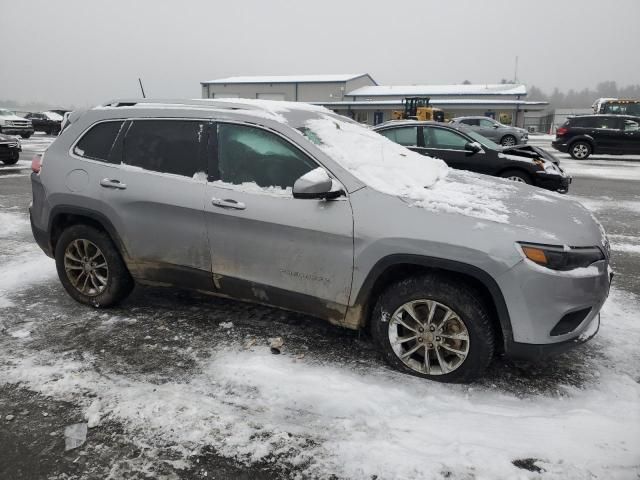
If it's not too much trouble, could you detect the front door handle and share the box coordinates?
[100,178,127,190]
[211,197,246,210]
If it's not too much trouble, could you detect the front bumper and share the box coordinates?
[551,140,568,153]
[1,127,34,136]
[534,171,572,193]
[498,258,611,360]
[507,313,600,360]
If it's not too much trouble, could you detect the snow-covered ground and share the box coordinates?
[1,129,640,479]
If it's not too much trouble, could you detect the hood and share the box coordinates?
[411,170,604,248]
[1,113,29,121]
[0,133,19,143]
[501,144,560,165]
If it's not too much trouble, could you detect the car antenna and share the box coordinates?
[138,78,146,98]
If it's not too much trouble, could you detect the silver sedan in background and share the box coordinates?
[451,116,529,146]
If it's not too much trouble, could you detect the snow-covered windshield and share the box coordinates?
[299,112,448,193]
[0,109,14,117]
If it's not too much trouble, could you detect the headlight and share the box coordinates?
[519,242,604,271]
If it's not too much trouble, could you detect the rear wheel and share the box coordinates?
[500,134,517,146]
[499,169,531,184]
[370,274,495,383]
[55,224,134,307]
[569,141,592,159]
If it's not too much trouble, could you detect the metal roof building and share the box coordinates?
[200,74,547,127]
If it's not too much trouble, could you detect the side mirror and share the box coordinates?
[464,141,482,154]
[293,168,344,199]
[492,124,500,128]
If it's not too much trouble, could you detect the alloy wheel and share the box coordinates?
[64,239,109,296]
[572,144,589,159]
[507,175,526,182]
[388,299,470,375]
[501,136,516,146]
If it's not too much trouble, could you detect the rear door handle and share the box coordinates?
[211,197,246,210]
[100,178,127,190]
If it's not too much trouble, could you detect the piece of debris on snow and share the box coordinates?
[269,337,284,354]
[5,414,14,421]
[219,321,233,329]
[85,399,101,428]
[512,458,544,473]
[64,423,88,451]
[244,338,257,349]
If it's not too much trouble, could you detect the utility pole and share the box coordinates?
[138,78,146,98]
[514,56,519,83]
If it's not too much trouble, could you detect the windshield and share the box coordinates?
[0,109,15,117]
[461,129,501,150]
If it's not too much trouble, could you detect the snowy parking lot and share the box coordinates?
[1,134,639,479]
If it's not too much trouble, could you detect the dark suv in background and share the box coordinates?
[552,115,640,159]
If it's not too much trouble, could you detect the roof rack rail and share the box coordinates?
[100,98,269,112]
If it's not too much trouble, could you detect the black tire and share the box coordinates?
[500,134,517,146]
[499,169,531,184]
[569,141,592,160]
[2,152,19,165]
[45,128,52,135]
[55,224,134,307]
[20,133,32,139]
[370,274,495,383]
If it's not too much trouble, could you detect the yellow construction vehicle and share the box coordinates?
[392,97,445,122]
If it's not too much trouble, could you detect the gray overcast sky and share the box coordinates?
[1,0,639,107]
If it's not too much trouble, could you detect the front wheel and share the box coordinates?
[370,274,495,383]
[500,135,517,146]
[55,225,134,307]
[20,133,32,139]
[499,169,531,184]
[569,141,592,160]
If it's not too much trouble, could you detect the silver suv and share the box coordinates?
[451,116,528,146]
[30,99,611,382]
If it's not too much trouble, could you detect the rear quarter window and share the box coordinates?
[74,121,124,163]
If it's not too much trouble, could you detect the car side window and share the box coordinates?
[216,123,317,190]
[623,119,640,132]
[379,127,418,146]
[74,121,124,163]
[123,120,206,178]
[425,127,469,150]
[479,119,496,128]
[462,119,480,126]
[595,117,620,130]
